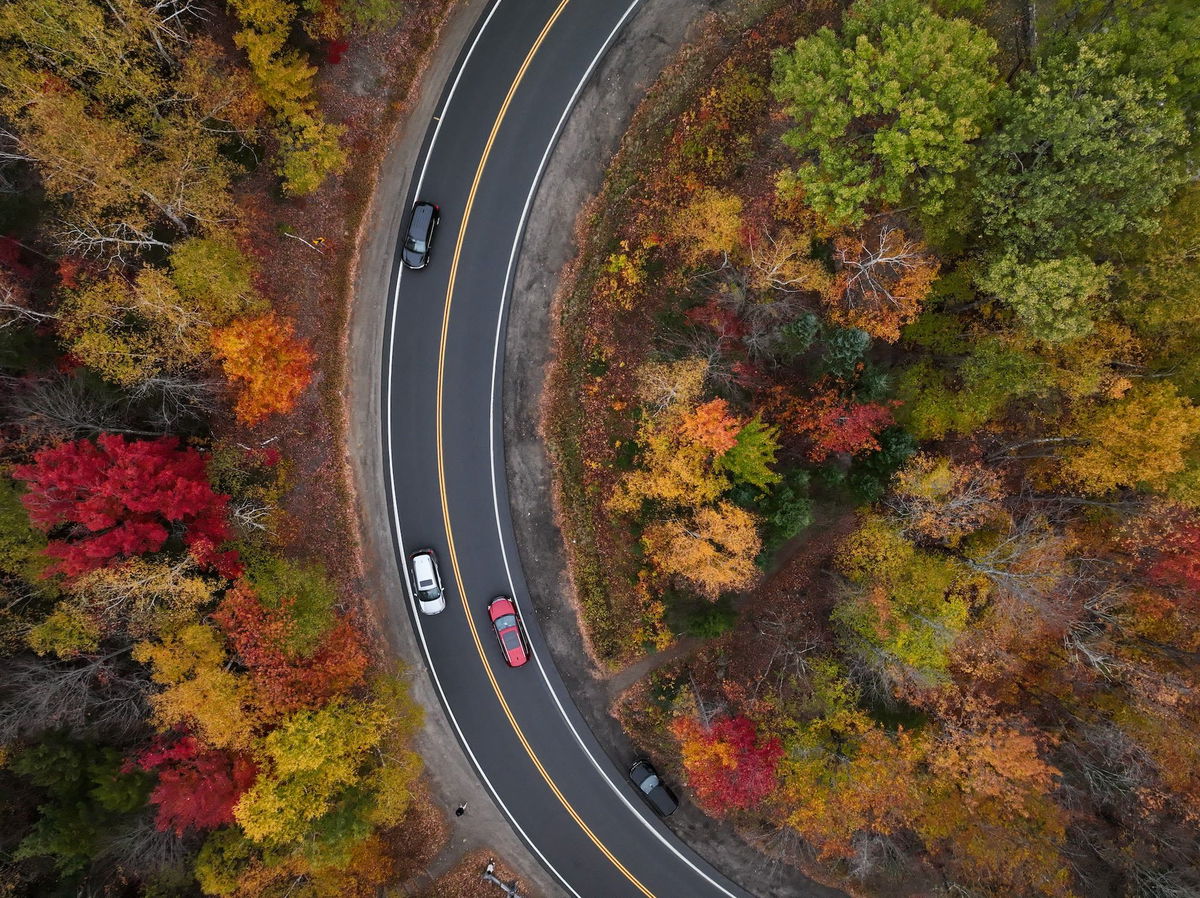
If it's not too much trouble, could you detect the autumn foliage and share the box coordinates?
[784,387,897,462]
[825,227,939,341]
[13,435,233,577]
[681,399,742,453]
[213,583,368,713]
[551,2,1200,895]
[211,312,314,425]
[643,502,762,598]
[672,715,783,815]
[0,0,432,892]
[138,736,257,836]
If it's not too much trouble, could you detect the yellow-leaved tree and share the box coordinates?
[59,268,207,386]
[642,502,761,598]
[1060,381,1200,495]
[134,623,258,750]
[233,680,422,864]
[669,188,744,263]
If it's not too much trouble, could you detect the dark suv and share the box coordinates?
[402,200,440,269]
[628,760,679,817]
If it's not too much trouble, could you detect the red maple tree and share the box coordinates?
[137,735,257,835]
[784,387,897,462]
[13,435,235,577]
[1143,515,1200,610]
[213,583,368,712]
[672,714,783,815]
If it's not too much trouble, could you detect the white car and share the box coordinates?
[410,549,446,615]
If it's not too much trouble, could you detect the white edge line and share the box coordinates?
[487,2,744,896]
[383,3,584,896]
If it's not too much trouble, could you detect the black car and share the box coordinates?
[628,760,679,817]
[402,200,440,269]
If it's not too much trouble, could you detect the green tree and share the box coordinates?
[832,540,970,685]
[976,253,1112,343]
[194,827,258,897]
[1039,0,1200,120]
[897,339,1049,439]
[10,735,152,875]
[715,416,781,492]
[301,0,406,39]
[772,0,999,225]
[243,556,337,655]
[757,467,813,557]
[974,39,1192,257]
[170,232,267,326]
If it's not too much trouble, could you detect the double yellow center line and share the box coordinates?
[432,2,655,895]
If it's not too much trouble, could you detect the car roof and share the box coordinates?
[410,202,434,227]
[412,552,435,578]
[647,786,678,815]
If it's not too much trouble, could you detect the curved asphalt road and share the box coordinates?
[381,1,756,896]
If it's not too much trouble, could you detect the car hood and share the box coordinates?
[418,594,446,614]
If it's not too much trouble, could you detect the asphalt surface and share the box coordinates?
[380,1,756,895]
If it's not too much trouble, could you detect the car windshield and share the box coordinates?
[640,774,660,794]
[501,630,523,651]
[495,614,517,631]
[405,236,427,253]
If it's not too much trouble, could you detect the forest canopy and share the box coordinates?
[546,0,1200,895]
[0,0,430,896]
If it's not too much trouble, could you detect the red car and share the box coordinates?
[488,596,529,668]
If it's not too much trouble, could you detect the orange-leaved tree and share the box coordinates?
[680,398,743,453]
[917,721,1071,896]
[642,501,761,598]
[608,407,730,514]
[824,226,939,342]
[211,312,313,425]
[213,582,368,714]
